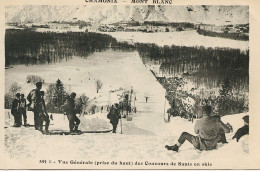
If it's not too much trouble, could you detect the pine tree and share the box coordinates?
[54,79,67,108]
[46,83,56,104]
[218,78,232,115]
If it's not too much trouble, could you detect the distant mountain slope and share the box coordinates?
[5,5,249,25]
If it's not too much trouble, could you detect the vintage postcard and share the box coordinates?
[0,0,260,169]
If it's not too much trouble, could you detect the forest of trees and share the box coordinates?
[135,43,249,92]
[197,27,249,41]
[133,43,249,116]
[5,29,117,66]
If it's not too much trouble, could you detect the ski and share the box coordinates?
[43,129,113,135]
[22,124,54,127]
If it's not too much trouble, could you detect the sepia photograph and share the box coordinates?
[1,2,257,169]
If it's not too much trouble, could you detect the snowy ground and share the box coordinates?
[30,27,249,51]
[105,30,249,51]
[4,109,249,163]
[4,49,249,168]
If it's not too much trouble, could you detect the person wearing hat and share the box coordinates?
[165,105,231,152]
[232,115,249,142]
[11,93,21,127]
[65,92,81,132]
[27,82,42,130]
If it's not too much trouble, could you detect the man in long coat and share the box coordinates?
[107,103,121,133]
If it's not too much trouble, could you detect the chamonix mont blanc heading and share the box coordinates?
[85,0,172,4]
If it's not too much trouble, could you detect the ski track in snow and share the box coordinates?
[5,50,248,162]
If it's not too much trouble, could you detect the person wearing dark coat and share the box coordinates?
[165,105,231,152]
[38,91,50,133]
[19,94,28,126]
[232,115,249,142]
[11,93,21,127]
[107,103,121,133]
[27,82,42,130]
[65,92,81,132]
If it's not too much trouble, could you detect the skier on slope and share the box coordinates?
[165,105,231,152]
[65,92,81,133]
[38,91,50,133]
[27,82,42,130]
[145,96,149,103]
[107,103,121,133]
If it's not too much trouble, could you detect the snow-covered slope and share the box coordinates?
[5,5,249,26]
[5,49,249,165]
[4,110,249,163]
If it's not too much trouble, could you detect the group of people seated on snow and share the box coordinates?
[165,105,249,152]
[11,82,123,134]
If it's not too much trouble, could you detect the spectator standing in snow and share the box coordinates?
[107,103,121,133]
[165,105,231,152]
[11,93,21,127]
[232,115,249,142]
[38,91,50,133]
[19,94,28,126]
[27,82,42,130]
[65,92,81,132]
[145,96,149,103]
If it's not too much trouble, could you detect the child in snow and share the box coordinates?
[11,93,21,127]
[232,115,249,142]
[19,94,28,126]
[165,105,231,152]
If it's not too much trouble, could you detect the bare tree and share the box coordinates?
[9,82,21,97]
[46,83,56,104]
[95,80,103,93]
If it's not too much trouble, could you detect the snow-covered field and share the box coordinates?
[26,26,249,51]
[106,30,249,51]
[5,49,249,168]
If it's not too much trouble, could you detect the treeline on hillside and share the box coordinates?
[197,28,249,41]
[143,21,195,29]
[134,43,249,91]
[131,43,249,116]
[5,29,117,66]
